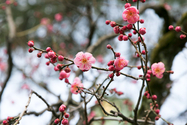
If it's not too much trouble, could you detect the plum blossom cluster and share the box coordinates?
[54,104,69,125]
[144,91,161,121]
[1,0,17,10]
[25,0,177,124]
[122,3,139,24]
[138,62,166,81]
[168,25,187,39]
[2,116,14,125]
[28,41,95,95]
[106,44,128,79]
[106,3,146,43]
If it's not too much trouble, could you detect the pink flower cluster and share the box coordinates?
[151,62,165,79]
[71,77,84,94]
[168,25,186,39]
[74,52,95,71]
[122,4,139,24]
[59,70,70,80]
[107,53,129,78]
[55,104,69,125]
[114,57,128,71]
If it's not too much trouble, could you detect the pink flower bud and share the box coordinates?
[152,95,157,100]
[141,50,146,55]
[58,55,64,61]
[118,34,123,41]
[127,24,132,29]
[124,3,131,9]
[106,44,112,49]
[54,118,60,124]
[59,104,66,112]
[105,20,111,25]
[46,61,50,66]
[139,27,146,35]
[180,34,186,39]
[45,54,49,59]
[37,52,42,58]
[28,48,34,53]
[147,70,152,74]
[46,47,51,52]
[113,26,120,34]
[109,73,114,79]
[108,65,115,71]
[110,21,116,27]
[115,52,121,57]
[122,26,127,30]
[155,116,159,120]
[54,66,59,71]
[116,71,120,76]
[155,109,160,114]
[123,35,128,41]
[175,26,181,32]
[139,19,144,23]
[168,25,174,30]
[61,119,69,125]
[28,40,34,47]
[107,60,114,66]
[64,113,70,118]
[128,33,132,37]
[133,30,137,34]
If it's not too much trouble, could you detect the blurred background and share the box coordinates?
[0,0,187,125]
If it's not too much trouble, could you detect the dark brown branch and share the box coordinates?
[88,116,155,125]
[32,91,58,117]
[87,33,117,53]
[0,38,13,102]
[0,6,15,102]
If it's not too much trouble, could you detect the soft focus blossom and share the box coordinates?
[40,18,50,25]
[122,6,139,24]
[74,52,95,71]
[114,57,128,71]
[47,24,53,32]
[71,77,83,94]
[151,62,165,79]
[55,13,63,22]
[21,84,30,90]
[0,63,7,71]
[96,55,104,64]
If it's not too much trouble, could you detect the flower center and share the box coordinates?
[155,68,160,74]
[82,58,87,63]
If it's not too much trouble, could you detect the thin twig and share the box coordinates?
[13,91,33,125]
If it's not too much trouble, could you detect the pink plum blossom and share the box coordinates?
[114,57,128,71]
[71,77,84,94]
[122,6,139,24]
[151,62,165,79]
[74,52,95,71]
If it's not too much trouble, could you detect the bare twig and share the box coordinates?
[13,91,33,125]
[32,91,58,117]
[89,116,155,125]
